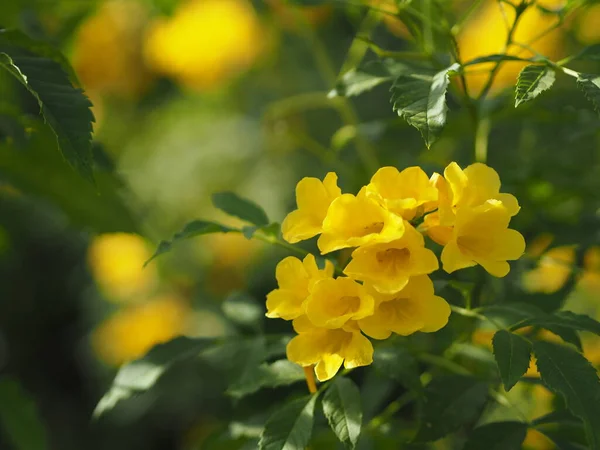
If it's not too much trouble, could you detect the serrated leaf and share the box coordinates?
[533,340,600,450]
[0,30,94,180]
[492,330,532,391]
[480,302,546,327]
[0,377,48,450]
[390,63,459,148]
[94,337,215,417]
[372,345,422,394]
[414,374,488,442]
[212,191,269,226]
[462,421,527,450]
[146,220,237,265]
[577,73,600,115]
[322,377,362,449]
[515,65,556,107]
[259,395,317,450]
[331,59,411,98]
[463,54,534,66]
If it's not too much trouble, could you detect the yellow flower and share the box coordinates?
[266,254,334,320]
[343,223,439,294]
[444,162,520,217]
[441,200,525,277]
[575,4,600,45]
[92,295,190,366]
[286,317,373,381]
[358,276,451,339]
[144,0,265,90]
[305,277,374,328]
[365,166,438,220]
[318,189,405,254]
[522,245,575,294]
[88,233,157,302]
[579,246,600,293]
[282,172,341,244]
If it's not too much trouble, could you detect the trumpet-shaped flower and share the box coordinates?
[287,318,373,381]
[305,277,375,328]
[318,189,405,254]
[266,254,334,320]
[365,166,438,220]
[441,200,526,277]
[282,172,341,244]
[444,162,520,217]
[343,223,439,293]
[358,276,450,339]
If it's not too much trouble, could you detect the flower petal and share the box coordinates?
[342,332,374,369]
[419,295,452,332]
[315,353,344,381]
[441,240,477,273]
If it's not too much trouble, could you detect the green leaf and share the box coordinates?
[331,59,411,98]
[259,395,317,450]
[222,292,264,329]
[226,337,269,398]
[577,73,600,115]
[515,65,556,107]
[532,409,581,427]
[390,63,459,148]
[463,54,534,66]
[372,345,422,395]
[533,340,600,450]
[492,330,532,391]
[462,421,527,450]
[0,30,94,180]
[146,220,237,265]
[212,191,269,226]
[415,374,489,442]
[0,377,48,450]
[94,337,215,417]
[322,377,362,449]
[480,302,547,327]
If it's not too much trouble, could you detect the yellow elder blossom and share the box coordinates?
[343,223,438,293]
[287,317,373,381]
[441,200,525,277]
[522,245,575,294]
[282,172,341,244]
[318,189,405,254]
[358,276,451,339]
[144,0,264,91]
[266,254,334,320]
[305,277,374,328]
[365,166,438,220]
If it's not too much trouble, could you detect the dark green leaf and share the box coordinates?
[532,409,581,427]
[463,54,534,66]
[480,302,546,327]
[462,421,527,450]
[212,191,269,226]
[242,222,281,240]
[259,395,317,450]
[222,292,264,329]
[322,377,362,449]
[372,345,422,394]
[533,340,600,450]
[390,63,459,148]
[331,59,411,98]
[515,65,556,107]
[574,44,600,61]
[94,337,215,417]
[577,73,600,115]
[146,220,237,265]
[0,30,94,180]
[415,374,488,442]
[0,377,48,450]
[226,337,269,398]
[492,330,532,391]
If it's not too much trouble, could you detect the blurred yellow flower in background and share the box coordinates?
[457,0,565,97]
[522,245,575,294]
[266,0,332,29]
[575,4,600,44]
[92,294,191,366]
[88,233,157,302]
[144,0,265,91]
[72,0,153,98]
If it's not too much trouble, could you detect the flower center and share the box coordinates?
[457,235,494,257]
[338,296,362,315]
[376,247,411,267]
[359,221,384,237]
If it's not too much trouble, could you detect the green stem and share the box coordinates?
[253,233,308,257]
[451,0,486,35]
[417,352,471,375]
[366,391,415,431]
[474,115,490,163]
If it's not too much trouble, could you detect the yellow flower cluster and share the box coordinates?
[266,162,525,381]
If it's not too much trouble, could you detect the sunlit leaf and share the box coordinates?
[212,191,269,226]
[0,377,48,450]
[331,59,411,98]
[0,29,94,180]
[462,421,527,450]
[322,377,362,449]
[259,395,317,450]
[533,340,600,450]
[492,330,532,391]
[390,63,459,148]
[515,65,556,107]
